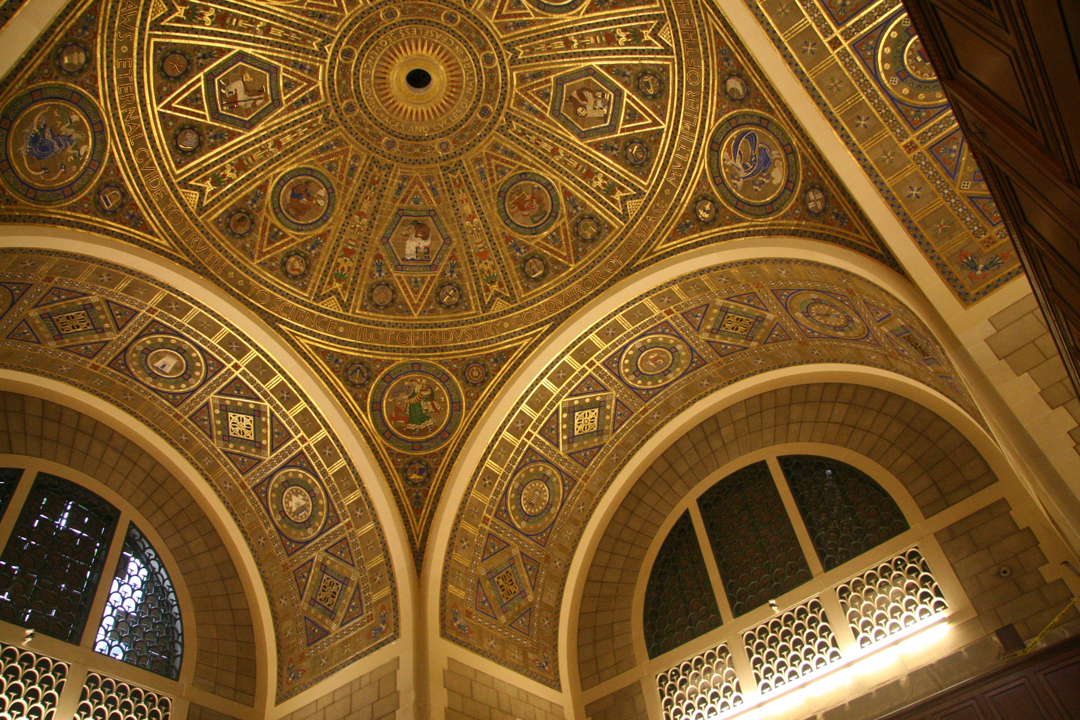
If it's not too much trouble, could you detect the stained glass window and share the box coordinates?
[697,461,812,616]
[0,474,118,643]
[94,524,183,679]
[779,455,909,570]
[643,512,722,658]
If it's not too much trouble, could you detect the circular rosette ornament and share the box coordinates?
[265,467,329,543]
[370,361,463,452]
[877,14,945,107]
[709,113,798,217]
[0,86,107,204]
[505,461,564,536]
[784,290,870,341]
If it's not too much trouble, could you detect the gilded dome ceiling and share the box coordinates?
[0,0,1038,708]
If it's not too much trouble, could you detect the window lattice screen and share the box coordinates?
[0,642,67,720]
[657,643,743,720]
[75,672,171,720]
[742,597,842,695]
[95,524,184,679]
[0,474,119,643]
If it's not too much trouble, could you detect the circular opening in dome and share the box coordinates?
[406,68,432,89]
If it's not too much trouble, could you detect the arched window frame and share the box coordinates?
[632,443,973,720]
[0,457,195,720]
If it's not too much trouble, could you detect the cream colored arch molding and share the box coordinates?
[0,234,410,710]
[434,249,981,694]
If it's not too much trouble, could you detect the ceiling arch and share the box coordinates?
[0,241,407,705]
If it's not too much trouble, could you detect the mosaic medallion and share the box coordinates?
[575,215,601,242]
[782,290,871,341]
[160,52,189,79]
[282,251,309,279]
[464,362,486,385]
[228,210,253,237]
[619,333,694,390]
[370,362,463,452]
[637,71,663,98]
[0,87,106,204]
[204,52,282,129]
[271,168,335,232]
[266,467,328,543]
[126,334,207,393]
[96,185,124,213]
[724,74,749,101]
[498,173,559,235]
[330,0,508,164]
[525,0,585,12]
[505,461,563,536]
[709,113,798,216]
[344,360,370,387]
[57,44,89,74]
[877,15,944,107]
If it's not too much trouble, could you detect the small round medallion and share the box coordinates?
[282,251,309,279]
[506,461,563,535]
[877,14,944,107]
[344,360,370,387]
[694,198,717,223]
[161,52,190,79]
[464,362,487,385]
[404,460,430,487]
[498,173,559,235]
[636,71,663,98]
[174,127,201,153]
[271,168,334,232]
[58,44,89,74]
[96,185,125,213]
[804,186,827,214]
[620,333,694,390]
[784,290,870,340]
[437,283,461,308]
[624,140,650,166]
[126,334,207,394]
[724,74,749,101]
[575,215,601,242]
[265,467,327,542]
[228,210,253,237]
[522,256,547,280]
[371,283,395,307]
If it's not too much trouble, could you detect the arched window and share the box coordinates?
[94,524,184,680]
[0,466,184,720]
[644,454,949,720]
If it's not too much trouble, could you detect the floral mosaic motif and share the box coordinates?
[743,597,842,694]
[837,547,947,648]
[779,455,909,570]
[74,673,170,720]
[94,524,183,680]
[697,461,812,617]
[657,643,743,720]
[0,474,119,644]
[0,642,68,720]
[644,512,722,658]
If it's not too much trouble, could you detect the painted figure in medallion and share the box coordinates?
[392,378,441,433]
[725,129,783,194]
[219,70,268,115]
[284,179,327,223]
[21,109,90,180]
[505,183,550,227]
[400,220,432,261]
[565,86,610,119]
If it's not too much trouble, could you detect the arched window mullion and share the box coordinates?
[81,510,134,652]
[765,457,826,578]
[0,467,31,563]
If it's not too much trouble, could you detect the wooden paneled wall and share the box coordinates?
[904,0,1080,398]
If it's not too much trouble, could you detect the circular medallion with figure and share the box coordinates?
[370,362,463,452]
[498,173,559,235]
[506,461,563,535]
[0,87,107,204]
[708,113,798,216]
[271,168,334,231]
[619,333,694,390]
